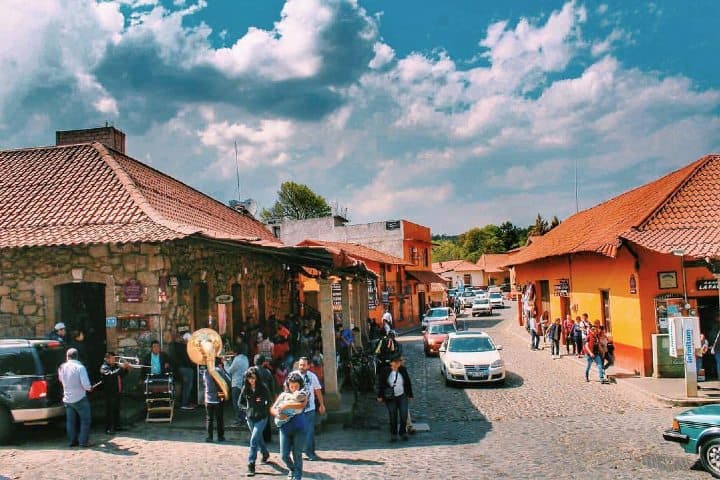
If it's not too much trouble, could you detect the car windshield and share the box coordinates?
[427,309,449,317]
[37,345,66,375]
[449,337,495,353]
[462,292,474,297]
[490,293,502,299]
[0,347,37,375]
[474,298,490,304]
[429,323,456,334]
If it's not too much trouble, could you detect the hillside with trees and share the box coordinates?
[432,214,560,263]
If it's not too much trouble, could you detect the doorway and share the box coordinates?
[539,280,551,317]
[56,283,106,383]
[560,296,571,321]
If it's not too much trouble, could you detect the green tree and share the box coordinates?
[260,181,332,222]
[528,214,549,237]
[432,240,465,262]
[550,215,561,230]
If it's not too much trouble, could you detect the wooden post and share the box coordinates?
[319,278,341,410]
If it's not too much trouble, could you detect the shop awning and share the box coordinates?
[406,270,447,284]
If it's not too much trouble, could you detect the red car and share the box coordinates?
[423,321,458,356]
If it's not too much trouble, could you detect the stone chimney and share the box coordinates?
[56,126,126,153]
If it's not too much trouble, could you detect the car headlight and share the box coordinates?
[449,360,463,369]
[672,419,680,432]
[491,359,504,368]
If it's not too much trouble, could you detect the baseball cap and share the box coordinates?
[54,322,66,331]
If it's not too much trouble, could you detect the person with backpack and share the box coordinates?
[572,317,584,357]
[375,330,401,368]
[584,322,607,383]
[239,367,272,477]
[548,318,563,359]
[203,357,228,442]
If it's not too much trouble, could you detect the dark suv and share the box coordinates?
[0,339,66,444]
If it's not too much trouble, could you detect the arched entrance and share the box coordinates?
[55,282,107,383]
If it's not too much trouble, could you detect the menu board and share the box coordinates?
[367,279,378,309]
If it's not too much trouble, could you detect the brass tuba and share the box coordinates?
[187,328,230,401]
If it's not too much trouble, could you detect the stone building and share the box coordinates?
[0,127,369,405]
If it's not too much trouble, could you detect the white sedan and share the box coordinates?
[439,331,505,386]
[471,297,492,316]
[488,292,505,308]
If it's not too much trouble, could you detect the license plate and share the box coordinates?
[469,373,488,380]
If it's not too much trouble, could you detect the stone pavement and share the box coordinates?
[0,306,713,479]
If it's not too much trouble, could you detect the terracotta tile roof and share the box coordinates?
[298,239,410,266]
[0,142,280,249]
[508,156,707,265]
[623,155,720,257]
[432,260,483,273]
[477,254,509,272]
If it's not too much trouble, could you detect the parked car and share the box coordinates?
[439,331,505,386]
[471,297,493,316]
[423,321,457,356]
[461,291,476,308]
[663,404,720,478]
[0,339,66,444]
[422,307,456,328]
[489,292,505,308]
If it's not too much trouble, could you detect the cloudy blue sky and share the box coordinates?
[2,0,719,234]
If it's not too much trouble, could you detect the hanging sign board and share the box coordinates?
[215,294,234,304]
[697,279,719,291]
[367,279,378,310]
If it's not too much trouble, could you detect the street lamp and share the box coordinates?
[672,249,689,309]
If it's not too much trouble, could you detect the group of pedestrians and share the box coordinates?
[526,312,614,383]
[230,354,324,479]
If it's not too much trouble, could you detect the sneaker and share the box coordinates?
[246,463,255,477]
[180,405,194,410]
[217,437,226,443]
[261,452,270,464]
[305,454,319,461]
[205,437,213,443]
[105,429,115,434]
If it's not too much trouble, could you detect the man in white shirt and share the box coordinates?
[382,308,393,334]
[58,348,93,447]
[294,357,326,461]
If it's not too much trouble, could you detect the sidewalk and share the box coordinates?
[507,321,720,407]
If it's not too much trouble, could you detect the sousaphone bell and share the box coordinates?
[187,328,230,401]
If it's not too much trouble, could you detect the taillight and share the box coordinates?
[28,380,47,400]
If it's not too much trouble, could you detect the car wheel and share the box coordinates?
[0,406,13,445]
[701,437,720,478]
[444,376,454,387]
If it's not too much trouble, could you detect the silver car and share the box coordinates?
[471,297,493,316]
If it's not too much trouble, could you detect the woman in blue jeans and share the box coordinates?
[271,373,309,480]
[376,354,414,442]
[239,367,272,477]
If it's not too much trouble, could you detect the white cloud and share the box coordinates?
[368,42,394,69]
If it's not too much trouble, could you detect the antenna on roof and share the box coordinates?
[234,140,241,200]
[574,157,579,213]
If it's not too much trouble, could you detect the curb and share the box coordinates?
[504,321,718,407]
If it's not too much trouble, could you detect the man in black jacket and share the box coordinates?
[254,354,276,443]
[100,352,130,434]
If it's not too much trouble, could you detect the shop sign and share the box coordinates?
[381,290,390,304]
[123,279,143,303]
[367,279,378,309]
[385,220,401,230]
[553,279,570,297]
[697,279,719,291]
[629,274,637,294]
[331,283,342,307]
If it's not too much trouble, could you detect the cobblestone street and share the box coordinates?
[0,306,710,479]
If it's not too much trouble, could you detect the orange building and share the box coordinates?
[508,155,720,376]
[297,240,416,329]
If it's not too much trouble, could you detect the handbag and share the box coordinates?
[383,371,399,400]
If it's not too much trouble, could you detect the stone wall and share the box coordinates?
[0,239,290,351]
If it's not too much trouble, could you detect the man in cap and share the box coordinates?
[58,348,93,447]
[48,322,67,343]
